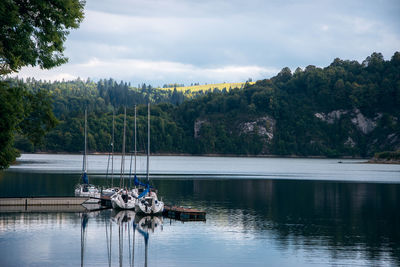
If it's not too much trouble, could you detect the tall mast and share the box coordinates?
[146,103,150,183]
[111,109,115,187]
[134,105,137,177]
[83,108,87,174]
[129,105,137,188]
[120,107,127,188]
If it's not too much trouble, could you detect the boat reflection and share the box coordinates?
[105,210,163,267]
[80,213,88,267]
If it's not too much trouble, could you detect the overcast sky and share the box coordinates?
[15,0,400,86]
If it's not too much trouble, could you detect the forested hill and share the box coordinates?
[14,52,400,157]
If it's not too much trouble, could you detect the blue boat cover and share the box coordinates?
[134,174,153,189]
[82,172,89,184]
[137,187,150,199]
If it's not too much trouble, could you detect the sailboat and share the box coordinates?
[111,107,137,209]
[74,109,100,203]
[135,103,164,215]
[129,105,140,199]
[101,110,120,206]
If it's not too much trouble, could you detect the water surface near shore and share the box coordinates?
[0,154,399,266]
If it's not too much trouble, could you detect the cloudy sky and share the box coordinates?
[15,0,400,86]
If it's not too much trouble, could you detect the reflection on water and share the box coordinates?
[80,210,162,267]
[0,155,400,266]
[0,179,399,266]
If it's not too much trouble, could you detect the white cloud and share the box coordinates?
[15,58,278,85]
[12,0,400,84]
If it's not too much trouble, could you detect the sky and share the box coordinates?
[15,0,400,86]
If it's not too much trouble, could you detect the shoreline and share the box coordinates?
[20,151,369,160]
[366,159,400,164]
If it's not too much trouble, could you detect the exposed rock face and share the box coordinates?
[344,137,356,147]
[350,109,378,134]
[315,109,381,134]
[387,133,399,150]
[314,110,348,124]
[194,119,208,138]
[239,116,276,141]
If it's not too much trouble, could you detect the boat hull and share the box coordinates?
[111,193,136,210]
[136,197,164,215]
[75,184,100,203]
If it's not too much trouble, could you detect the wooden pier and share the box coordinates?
[0,204,88,213]
[0,197,109,213]
[0,197,90,206]
[163,205,206,221]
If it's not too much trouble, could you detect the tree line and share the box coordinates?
[11,52,400,159]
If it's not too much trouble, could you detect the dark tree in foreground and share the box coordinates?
[0,0,85,169]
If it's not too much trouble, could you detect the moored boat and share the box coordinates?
[75,109,100,203]
[135,103,164,215]
[111,107,137,210]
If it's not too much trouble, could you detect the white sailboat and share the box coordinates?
[129,105,140,199]
[74,109,100,203]
[111,107,137,210]
[135,103,164,215]
[101,110,120,206]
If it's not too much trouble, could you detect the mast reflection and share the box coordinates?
[106,210,163,267]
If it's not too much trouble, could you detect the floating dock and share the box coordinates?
[163,205,206,221]
[0,197,108,213]
[0,204,88,213]
[0,197,90,206]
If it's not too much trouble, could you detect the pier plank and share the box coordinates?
[0,197,90,206]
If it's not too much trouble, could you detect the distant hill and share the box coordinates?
[12,52,400,158]
[174,52,400,157]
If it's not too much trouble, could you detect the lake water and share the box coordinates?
[0,154,399,266]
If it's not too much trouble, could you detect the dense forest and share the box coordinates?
[9,52,400,157]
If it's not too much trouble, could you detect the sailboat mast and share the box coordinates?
[129,105,137,188]
[84,109,87,174]
[134,105,137,177]
[146,103,150,183]
[120,107,127,188]
[111,109,115,187]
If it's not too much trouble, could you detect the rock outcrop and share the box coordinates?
[239,116,276,141]
[315,109,381,134]
[194,119,208,138]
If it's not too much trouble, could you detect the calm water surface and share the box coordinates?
[0,154,399,266]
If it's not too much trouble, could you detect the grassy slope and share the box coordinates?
[158,82,255,92]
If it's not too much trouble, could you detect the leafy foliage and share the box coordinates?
[0,81,58,168]
[0,0,85,74]
[0,0,85,169]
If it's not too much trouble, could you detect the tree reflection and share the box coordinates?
[156,179,400,264]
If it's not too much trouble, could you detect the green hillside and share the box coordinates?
[9,52,400,158]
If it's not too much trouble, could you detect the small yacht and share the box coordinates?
[135,103,164,215]
[100,110,120,207]
[111,188,137,209]
[75,109,100,203]
[136,188,164,214]
[110,107,137,210]
[74,182,100,201]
